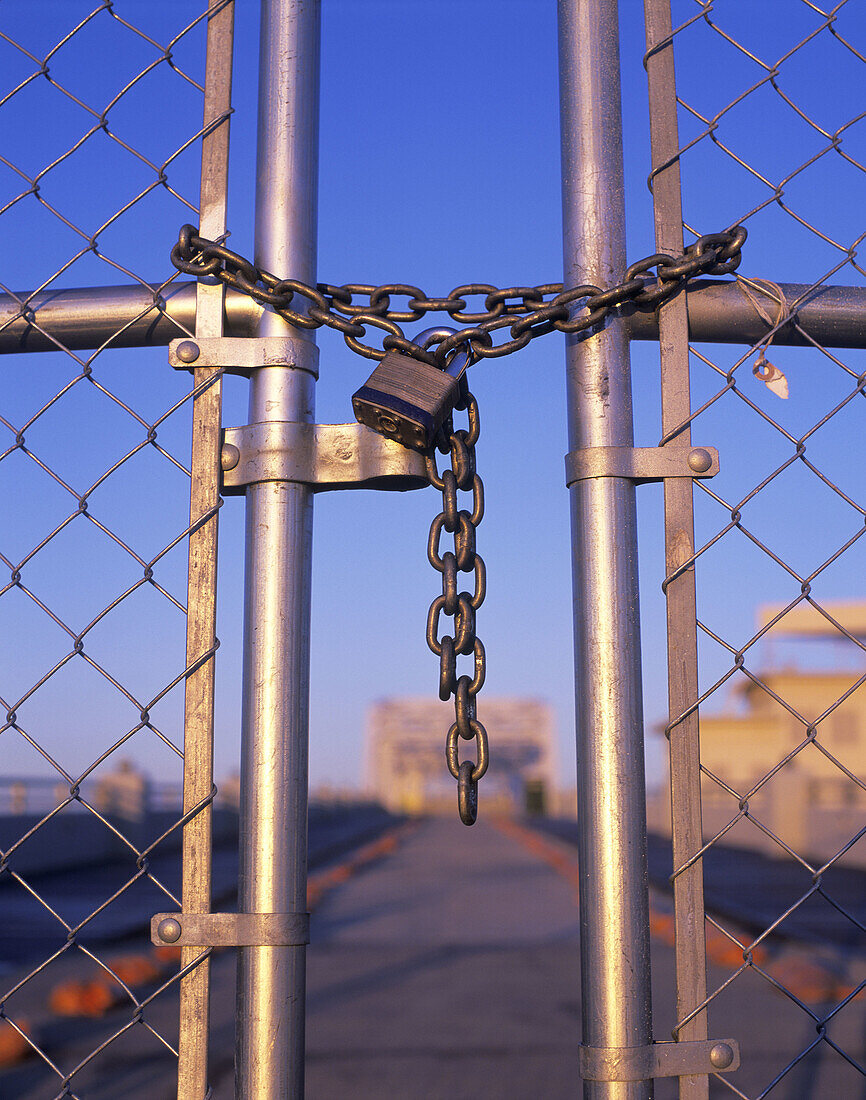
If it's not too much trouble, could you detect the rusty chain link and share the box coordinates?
[171,222,747,369]
[425,394,487,825]
[172,222,745,825]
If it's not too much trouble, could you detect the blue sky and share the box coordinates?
[1,1,864,796]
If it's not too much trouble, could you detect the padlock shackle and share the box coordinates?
[414,325,457,347]
[414,325,474,380]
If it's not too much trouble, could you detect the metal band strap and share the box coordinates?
[565,445,719,486]
[220,420,429,494]
[169,334,320,377]
[578,1039,739,1081]
[152,912,310,948]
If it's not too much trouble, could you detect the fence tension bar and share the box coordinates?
[579,1040,740,1082]
[645,0,718,1093]
[176,0,234,1096]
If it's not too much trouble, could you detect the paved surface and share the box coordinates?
[301,817,583,1099]
[4,815,866,1098]
[215,817,866,1099]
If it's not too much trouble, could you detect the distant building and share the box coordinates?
[365,697,557,816]
[648,602,866,865]
[700,668,866,810]
[94,759,150,821]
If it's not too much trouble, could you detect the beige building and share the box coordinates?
[365,697,557,816]
[649,602,866,864]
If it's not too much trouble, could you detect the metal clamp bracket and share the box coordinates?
[220,421,429,494]
[579,1039,740,1082]
[151,912,310,948]
[565,445,719,486]
[169,336,319,379]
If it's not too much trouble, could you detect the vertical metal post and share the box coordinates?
[235,1,320,1097]
[644,3,709,1097]
[558,2,654,1098]
[178,2,234,1096]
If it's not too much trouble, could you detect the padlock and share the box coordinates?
[351,327,472,452]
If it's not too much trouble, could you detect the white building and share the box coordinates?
[365,697,557,816]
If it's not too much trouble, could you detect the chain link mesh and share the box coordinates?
[648,3,866,1095]
[0,4,221,1094]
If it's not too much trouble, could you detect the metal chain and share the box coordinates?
[172,222,746,825]
[171,223,747,369]
[424,395,487,825]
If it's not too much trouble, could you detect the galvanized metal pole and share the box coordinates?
[558,2,654,1098]
[235,1,320,1097]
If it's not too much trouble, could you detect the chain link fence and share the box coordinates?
[0,3,223,1094]
[647,2,866,1095]
[2,1,865,1096]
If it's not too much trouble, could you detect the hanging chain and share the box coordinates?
[171,223,747,369]
[424,392,487,826]
[172,222,746,825]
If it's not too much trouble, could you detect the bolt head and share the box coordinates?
[688,447,713,474]
[709,1042,734,1069]
[157,917,182,944]
[221,443,241,472]
[175,340,200,364]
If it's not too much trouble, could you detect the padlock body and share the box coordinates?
[352,350,460,452]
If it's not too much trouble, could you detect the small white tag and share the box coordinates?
[753,357,789,399]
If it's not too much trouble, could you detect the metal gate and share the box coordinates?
[1,0,864,1097]
[640,2,866,1098]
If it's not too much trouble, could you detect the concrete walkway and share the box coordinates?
[303,817,584,1099]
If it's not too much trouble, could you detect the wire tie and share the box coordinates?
[737,276,790,399]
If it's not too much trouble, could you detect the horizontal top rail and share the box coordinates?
[0,279,863,355]
[626,279,866,351]
[0,283,261,354]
